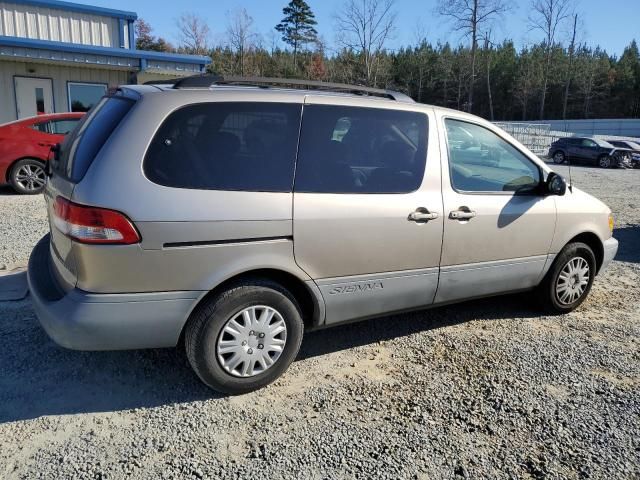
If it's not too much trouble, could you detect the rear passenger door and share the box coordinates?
[293,97,443,325]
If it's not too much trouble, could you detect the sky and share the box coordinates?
[88,0,639,57]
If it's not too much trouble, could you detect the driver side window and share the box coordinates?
[445,118,541,193]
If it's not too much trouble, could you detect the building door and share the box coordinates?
[14,77,54,119]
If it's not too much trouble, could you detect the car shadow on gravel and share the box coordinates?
[0,185,17,196]
[300,292,540,361]
[613,225,640,264]
[0,292,542,423]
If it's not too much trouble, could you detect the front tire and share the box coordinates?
[536,242,596,313]
[552,151,566,164]
[9,158,47,194]
[185,279,304,394]
[598,155,611,168]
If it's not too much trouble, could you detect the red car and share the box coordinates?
[0,112,84,194]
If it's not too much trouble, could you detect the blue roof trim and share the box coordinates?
[16,0,137,20]
[0,36,211,64]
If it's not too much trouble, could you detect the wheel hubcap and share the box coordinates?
[556,257,590,305]
[216,305,287,378]
[15,164,46,191]
[554,153,564,163]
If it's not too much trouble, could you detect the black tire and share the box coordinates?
[9,158,47,194]
[185,279,304,394]
[552,151,566,164]
[597,155,611,168]
[536,242,596,314]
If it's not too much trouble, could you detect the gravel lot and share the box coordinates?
[1,165,639,479]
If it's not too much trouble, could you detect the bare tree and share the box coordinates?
[226,8,258,75]
[562,12,579,119]
[483,31,494,120]
[529,0,573,119]
[176,13,211,55]
[436,0,509,113]
[334,0,397,87]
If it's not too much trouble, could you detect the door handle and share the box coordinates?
[38,142,53,147]
[449,209,476,220]
[408,209,439,222]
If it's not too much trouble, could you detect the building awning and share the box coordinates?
[0,36,210,76]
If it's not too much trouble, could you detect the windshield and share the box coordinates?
[594,138,615,148]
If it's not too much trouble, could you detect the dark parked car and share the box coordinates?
[548,137,631,168]
[606,139,640,168]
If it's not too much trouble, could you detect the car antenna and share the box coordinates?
[567,154,573,193]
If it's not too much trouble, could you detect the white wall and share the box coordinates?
[0,60,130,123]
[0,1,123,48]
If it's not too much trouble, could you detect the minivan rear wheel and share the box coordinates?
[185,279,304,394]
[536,242,596,313]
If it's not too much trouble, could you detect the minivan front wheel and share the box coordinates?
[537,242,596,313]
[185,279,304,394]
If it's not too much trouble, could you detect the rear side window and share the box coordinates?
[56,96,134,181]
[49,119,80,135]
[294,105,428,194]
[144,102,302,192]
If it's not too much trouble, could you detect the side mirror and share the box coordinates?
[546,172,567,196]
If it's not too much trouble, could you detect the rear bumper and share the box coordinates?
[599,237,618,274]
[28,235,201,351]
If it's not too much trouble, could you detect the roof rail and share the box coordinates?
[167,74,414,103]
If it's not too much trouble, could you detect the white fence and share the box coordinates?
[494,121,640,156]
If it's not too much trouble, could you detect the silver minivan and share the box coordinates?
[28,76,618,393]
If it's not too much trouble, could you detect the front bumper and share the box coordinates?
[599,237,618,274]
[28,235,201,351]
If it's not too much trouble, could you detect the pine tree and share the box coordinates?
[275,0,318,69]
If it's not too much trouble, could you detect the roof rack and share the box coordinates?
[162,74,414,103]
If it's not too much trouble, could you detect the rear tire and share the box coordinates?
[536,242,596,314]
[9,158,47,194]
[185,279,304,394]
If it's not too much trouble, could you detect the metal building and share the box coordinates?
[0,0,211,123]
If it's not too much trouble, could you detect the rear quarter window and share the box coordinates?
[55,96,134,181]
[143,102,302,192]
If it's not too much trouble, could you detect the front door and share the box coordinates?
[436,115,556,304]
[575,138,599,165]
[14,77,54,119]
[293,98,443,325]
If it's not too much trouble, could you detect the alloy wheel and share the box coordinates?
[15,163,46,192]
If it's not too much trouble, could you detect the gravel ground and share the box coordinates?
[1,165,639,479]
[0,186,48,270]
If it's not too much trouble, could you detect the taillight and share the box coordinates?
[53,196,140,244]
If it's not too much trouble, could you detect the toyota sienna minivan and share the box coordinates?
[28,76,618,394]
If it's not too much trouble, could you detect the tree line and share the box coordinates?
[135,0,640,121]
